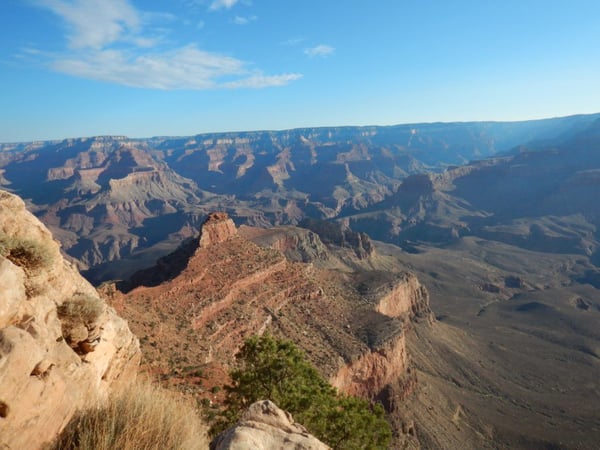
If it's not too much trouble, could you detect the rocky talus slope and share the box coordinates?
[0,190,140,450]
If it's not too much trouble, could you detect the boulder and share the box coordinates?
[210,400,329,450]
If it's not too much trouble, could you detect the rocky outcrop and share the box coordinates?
[239,225,330,263]
[0,190,140,450]
[199,212,238,248]
[330,330,408,398]
[355,271,433,323]
[210,400,329,450]
[299,218,374,259]
[327,271,432,399]
[114,213,435,444]
[374,273,432,322]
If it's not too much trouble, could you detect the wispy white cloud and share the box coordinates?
[38,0,140,49]
[232,15,256,25]
[52,45,239,89]
[223,73,302,89]
[32,0,300,90]
[52,45,301,90]
[209,0,238,11]
[304,44,335,58]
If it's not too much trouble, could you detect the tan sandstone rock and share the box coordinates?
[210,400,329,450]
[0,190,140,450]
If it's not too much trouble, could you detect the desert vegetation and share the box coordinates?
[0,234,53,271]
[57,294,105,326]
[57,294,105,351]
[209,334,392,449]
[48,380,209,450]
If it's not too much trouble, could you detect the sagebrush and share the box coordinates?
[48,380,209,450]
[0,234,53,270]
[57,294,105,325]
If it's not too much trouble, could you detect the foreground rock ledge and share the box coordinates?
[0,190,140,450]
[210,400,329,450]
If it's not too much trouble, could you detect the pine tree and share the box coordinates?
[210,334,392,450]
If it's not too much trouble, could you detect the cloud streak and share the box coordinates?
[32,0,300,90]
[51,45,302,89]
[304,44,335,58]
[232,15,256,25]
[209,0,239,11]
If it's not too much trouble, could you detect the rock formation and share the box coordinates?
[299,218,374,259]
[239,225,330,264]
[210,400,329,450]
[199,212,238,248]
[0,190,140,450]
[112,214,432,423]
[329,329,408,398]
[357,271,433,323]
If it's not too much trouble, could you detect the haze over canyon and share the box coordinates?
[1,113,600,449]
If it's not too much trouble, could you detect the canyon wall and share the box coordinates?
[330,330,408,398]
[330,272,432,399]
[372,273,433,322]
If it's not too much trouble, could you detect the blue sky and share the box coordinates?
[1,0,599,142]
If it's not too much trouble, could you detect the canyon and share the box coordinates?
[0,114,597,280]
[106,211,442,448]
[1,114,600,448]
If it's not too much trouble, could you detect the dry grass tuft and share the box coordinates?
[0,234,54,271]
[48,380,209,450]
[58,294,105,326]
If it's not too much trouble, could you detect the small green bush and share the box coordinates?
[210,334,392,449]
[0,234,53,271]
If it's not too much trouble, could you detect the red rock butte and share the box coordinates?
[198,212,238,248]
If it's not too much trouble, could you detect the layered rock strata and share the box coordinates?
[114,214,431,412]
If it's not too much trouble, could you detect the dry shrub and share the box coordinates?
[58,294,105,326]
[48,381,209,450]
[0,235,53,271]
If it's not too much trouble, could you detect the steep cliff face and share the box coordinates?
[198,212,238,248]
[0,190,140,450]
[360,272,433,322]
[328,272,431,399]
[330,330,408,398]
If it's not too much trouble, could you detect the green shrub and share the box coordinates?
[47,381,209,450]
[210,334,391,449]
[0,234,53,270]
